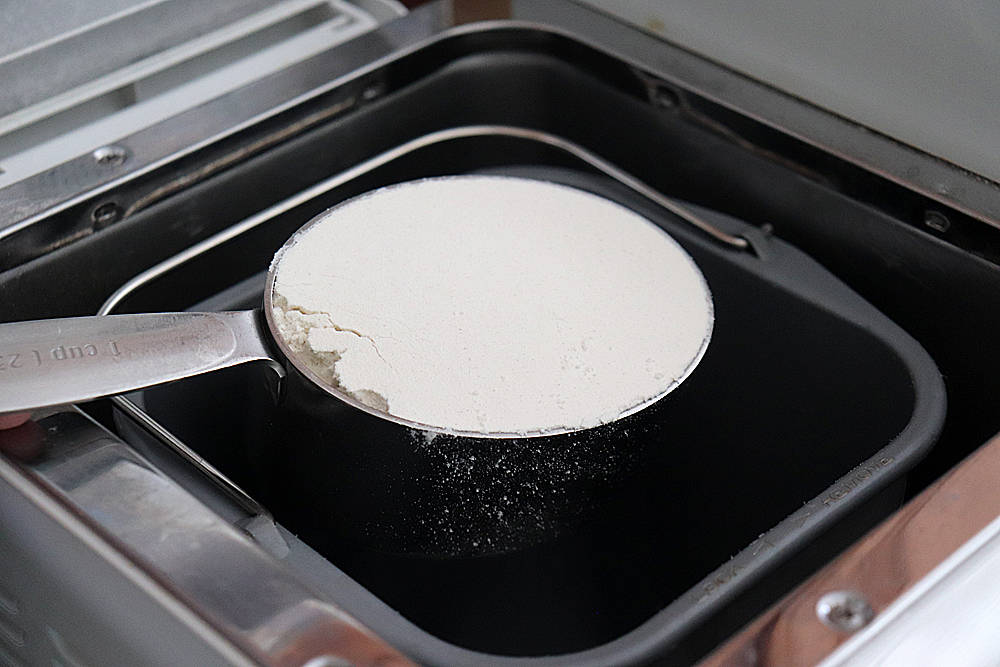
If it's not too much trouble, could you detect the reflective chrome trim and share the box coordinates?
[0,3,450,241]
[696,428,1000,667]
[0,412,261,667]
[2,408,415,667]
[818,510,1000,667]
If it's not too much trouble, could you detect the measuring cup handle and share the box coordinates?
[0,310,283,414]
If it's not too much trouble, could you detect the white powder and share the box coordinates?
[270,176,713,436]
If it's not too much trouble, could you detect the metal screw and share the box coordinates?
[91,201,123,229]
[924,210,951,233]
[92,145,129,167]
[361,82,383,101]
[653,85,680,110]
[816,590,875,633]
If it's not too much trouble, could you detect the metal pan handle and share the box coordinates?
[0,310,282,415]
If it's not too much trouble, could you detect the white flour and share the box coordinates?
[270,176,713,435]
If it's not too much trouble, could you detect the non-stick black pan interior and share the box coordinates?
[123,161,932,659]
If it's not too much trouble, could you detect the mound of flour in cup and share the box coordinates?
[270,176,713,435]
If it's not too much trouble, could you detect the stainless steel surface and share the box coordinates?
[577,0,1000,188]
[818,511,1000,667]
[0,1,437,256]
[0,415,262,667]
[0,0,405,191]
[0,0,283,115]
[696,426,1000,667]
[516,0,1000,230]
[113,396,284,555]
[0,310,282,414]
[2,408,416,667]
[92,145,129,167]
[815,591,875,633]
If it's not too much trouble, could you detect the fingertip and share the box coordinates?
[0,412,32,430]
